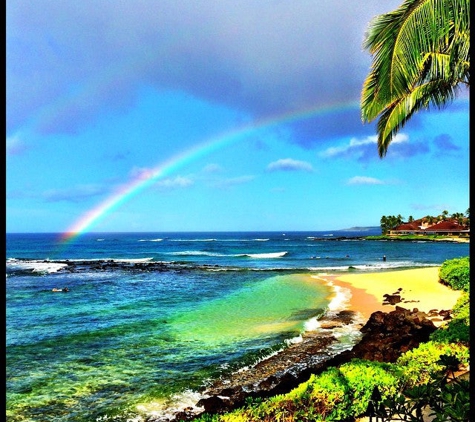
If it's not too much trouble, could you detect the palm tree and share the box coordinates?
[361,0,470,157]
[396,214,405,226]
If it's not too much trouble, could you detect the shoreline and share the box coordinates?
[179,267,463,421]
[363,235,470,243]
[326,267,463,324]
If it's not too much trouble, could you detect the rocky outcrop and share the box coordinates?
[336,306,438,363]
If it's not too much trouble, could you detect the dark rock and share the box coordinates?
[197,390,247,414]
[439,309,452,320]
[345,306,436,362]
[196,396,229,414]
[382,294,402,305]
[170,407,197,422]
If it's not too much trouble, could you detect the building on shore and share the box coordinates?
[388,218,470,238]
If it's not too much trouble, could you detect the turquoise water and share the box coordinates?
[7,270,331,421]
[6,231,469,421]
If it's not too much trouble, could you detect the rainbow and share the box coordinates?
[60,100,359,242]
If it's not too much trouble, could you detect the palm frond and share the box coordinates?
[377,79,458,157]
[361,0,469,156]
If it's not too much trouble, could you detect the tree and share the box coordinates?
[361,0,470,157]
[380,214,405,234]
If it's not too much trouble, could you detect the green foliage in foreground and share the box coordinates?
[430,292,470,344]
[438,256,470,292]
[195,344,468,422]
[248,361,401,422]
[430,257,470,344]
[379,356,470,422]
[396,341,469,387]
[193,256,470,422]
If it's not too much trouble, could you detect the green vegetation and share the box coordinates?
[366,234,463,242]
[193,257,470,421]
[380,214,405,234]
[431,257,470,344]
[378,210,470,235]
[379,355,470,422]
[361,0,470,157]
[396,341,469,386]
[438,256,470,292]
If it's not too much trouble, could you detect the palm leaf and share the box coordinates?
[361,0,469,156]
[377,79,458,156]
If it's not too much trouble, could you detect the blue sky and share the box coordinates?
[6,1,469,233]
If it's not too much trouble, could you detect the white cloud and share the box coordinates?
[320,133,409,159]
[155,176,194,189]
[347,176,384,185]
[267,158,313,172]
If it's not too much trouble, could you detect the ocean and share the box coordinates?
[6,230,469,421]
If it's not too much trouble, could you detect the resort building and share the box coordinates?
[388,218,470,238]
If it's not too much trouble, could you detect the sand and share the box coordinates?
[320,267,463,324]
[330,268,464,422]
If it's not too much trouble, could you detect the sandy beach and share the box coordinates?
[328,268,465,422]
[321,267,463,323]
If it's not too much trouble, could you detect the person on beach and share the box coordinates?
[383,255,386,261]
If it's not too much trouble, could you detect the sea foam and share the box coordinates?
[244,251,287,258]
[6,259,68,274]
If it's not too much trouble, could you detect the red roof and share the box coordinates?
[394,222,421,230]
[425,220,464,231]
[393,218,468,232]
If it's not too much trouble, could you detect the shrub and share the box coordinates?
[215,361,403,422]
[438,257,470,292]
[381,355,470,422]
[396,341,470,387]
[430,292,470,344]
[225,368,351,422]
[292,368,352,421]
[338,359,400,417]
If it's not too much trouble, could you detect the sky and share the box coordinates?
[6,0,470,234]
